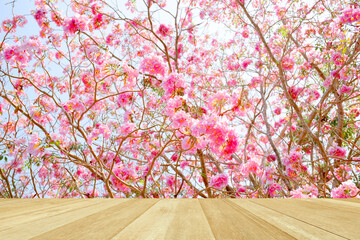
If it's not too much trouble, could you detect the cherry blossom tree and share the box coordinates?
[0,0,360,198]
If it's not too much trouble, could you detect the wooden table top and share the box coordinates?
[0,198,359,239]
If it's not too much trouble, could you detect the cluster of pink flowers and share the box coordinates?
[328,145,347,158]
[110,164,137,194]
[117,92,133,107]
[63,16,87,35]
[210,173,229,189]
[268,182,282,197]
[334,165,352,182]
[162,73,186,96]
[241,27,249,38]
[158,24,170,37]
[208,90,230,110]
[332,52,343,66]
[288,86,302,100]
[241,58,252,69]
[33,9,47,26]
[339,8,360,24]
[307,89,320,102]
[172,110,190,129]
[288,149,302,163]
[63,97,86,114]
[267,154,276,162]
[249,77,262,88]
[338,85,353,95]
[2,15,27,32]
[51,11,63,26]
[349,108,360,118]
[274,107,282,115]
[331,180,359,198]
[227,62,240,71]
[221,130,239,155]
[3,45,28,64]
[27,132,41,157]
[281,57,295,70]
[243,160,260,174]
[165,175,175,188]
[290,184,318,198]
[140,56,166,76]
[92,13,104,29]
[283,148,308,180]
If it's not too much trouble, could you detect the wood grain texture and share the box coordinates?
[0,199,358,240]
[1,199,124,239]
[200,199,295,239]
[229,199,344,240]
[250,199,360,239]
[112,199,214,240]
[32,199,158,240]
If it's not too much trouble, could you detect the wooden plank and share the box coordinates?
[0,199,103,231]
[0,199,78,219]
[31,199,158,240]
[112,199,215,240]
[200,199,295,239]
[304,199,360,212]
[229,199,345,240]
[334,198,360,203]
[250,199,360,239]
[1,199,125,240]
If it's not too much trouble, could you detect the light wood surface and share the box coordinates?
[0,199,358,239]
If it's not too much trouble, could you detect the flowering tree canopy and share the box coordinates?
[0,0,360,198]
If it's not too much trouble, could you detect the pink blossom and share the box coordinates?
[222,131,239,155]
[268,182,281,197]
[308,89,320,101]
[172,110,189,128]
[339,8,360,24]
[241,28,249,38]
[302,184,318,198]
[338,85,353,95]
[267,154,276,162]
[247,160,259,174]
[106,34,115,45]
[349,108,360,117]
[3,46,17,61]
[50,11,63,26]
[255,43,262,52]
[238,186,246,193]
[328,146,347,158]
[171,154,178,162]
[158,24,170,37]
[165,175,175,188]
[64,17,87,35]
[289,150,302,163]
[33,9,47,26]
[331,180,359,198]
[281,57,295,70]
[241,58,252,69]
[140,56,165,76]
[255,60,263,68]
[181,136,192,150]
[162,73,186,96]
[93,13,104,29]
[110,165,137,193]
[288,86,302,100]
[332,52,342,66]
[323,77,332,88]
[117,92,133,107]
[210,173,229,189]
[2,19,16,32]
[274,107,281,115]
